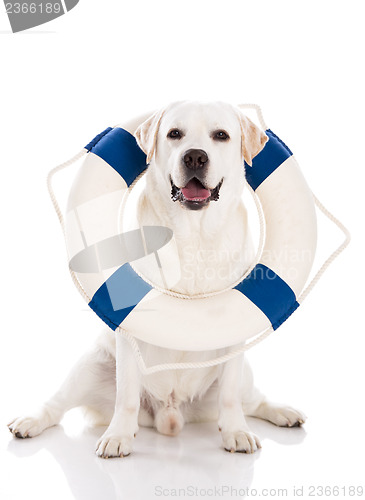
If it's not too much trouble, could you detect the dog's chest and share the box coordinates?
[175,233,247,295]
[139,344,223,403]
[133,220,251,296]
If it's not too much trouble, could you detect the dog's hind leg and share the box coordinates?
[241,358,306,428]
[8,342,116,439]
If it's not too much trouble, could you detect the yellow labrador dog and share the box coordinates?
[9,101,306,457]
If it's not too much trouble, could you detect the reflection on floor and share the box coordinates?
[5,412,306,500]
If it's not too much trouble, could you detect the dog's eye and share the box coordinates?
[213,130,230,141]
[167,129,183,140]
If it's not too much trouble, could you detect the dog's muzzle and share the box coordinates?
[170,176,223,211]
[170,148,223,210]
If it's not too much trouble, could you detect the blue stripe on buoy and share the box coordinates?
[245,130,293,191]
[85,127,113,152]
[85,127,147,187]
[89,263,152,331]
[234,263,299,330]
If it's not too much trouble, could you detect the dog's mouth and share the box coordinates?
[170,177,223,210]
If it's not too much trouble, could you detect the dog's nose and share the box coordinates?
[183,149,209,169]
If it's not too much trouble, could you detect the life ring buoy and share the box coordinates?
[63,114,317,352]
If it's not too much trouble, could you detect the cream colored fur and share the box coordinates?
[9,102,306,457]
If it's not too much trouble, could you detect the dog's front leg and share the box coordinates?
[96,331,141,458]
[218,353,261,454]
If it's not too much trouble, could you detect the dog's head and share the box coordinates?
[135,101,268,211]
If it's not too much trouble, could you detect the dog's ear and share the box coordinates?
[134,109,165,164]
[238,112,268,166]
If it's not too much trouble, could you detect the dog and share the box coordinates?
[8,101,306,457]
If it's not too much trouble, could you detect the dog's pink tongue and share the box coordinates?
[181,178,210,201]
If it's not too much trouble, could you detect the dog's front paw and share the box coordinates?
[8,416,47,439]
[220,428,261,454]
[95,433,134,458]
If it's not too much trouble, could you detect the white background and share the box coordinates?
[0,1,364,499]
